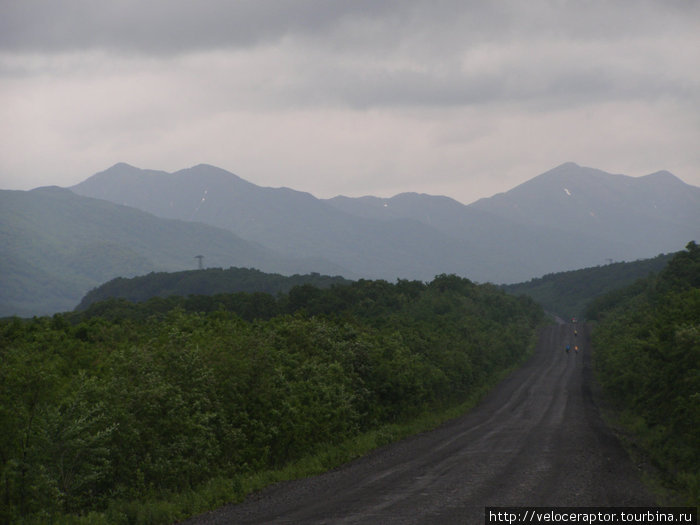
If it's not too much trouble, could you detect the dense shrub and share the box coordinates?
[588,242,700,504]
[0,275,544,522]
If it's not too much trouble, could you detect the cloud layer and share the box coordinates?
[1,0,699,202]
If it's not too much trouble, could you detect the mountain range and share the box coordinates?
[0,186,344,317]
[71,161,699,277]
[2,162,698,316]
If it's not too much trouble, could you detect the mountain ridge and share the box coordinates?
[0,186,348,316]
[2,161,697,317]
[71,163,491,281]
[70,161,700,282]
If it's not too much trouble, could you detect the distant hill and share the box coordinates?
[502,252,674,319]
[72,162,700,285]
[76,267,351,311]
[4,161,697,317]
[71,163,490,282]
[328,163,700,278]
[470,162,699,261]
[0,187,346,317]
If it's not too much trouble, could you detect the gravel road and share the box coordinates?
[181,323,655,524]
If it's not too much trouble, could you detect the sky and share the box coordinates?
[1,1,699,205]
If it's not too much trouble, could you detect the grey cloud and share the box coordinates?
[4,0,696,55]
[0,0,400,54]
[1,0,699,198]
[267,43,698,111]
[2,0,697,111]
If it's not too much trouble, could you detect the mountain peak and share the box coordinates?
[93,162,148,178]
[641,170,684,184]
[109,162,138,170]
[542,162,612,179]
[190,163,221,170]
[178,163,241,178]
[30,185,72,195]
[97,162,147,177]
[552,161,581,171]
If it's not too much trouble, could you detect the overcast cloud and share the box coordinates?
[1,0,699,203]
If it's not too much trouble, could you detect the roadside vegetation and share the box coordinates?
[0,274,544,524]
[503,253,672,320]
[586,242,699,505]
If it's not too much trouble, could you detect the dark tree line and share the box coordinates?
[75,267,351,311]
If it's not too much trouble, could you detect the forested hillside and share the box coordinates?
[0,187,344,317]
[503,253,673,319]
[587,242,699,505]
[75,267,351,311]
[0,275,544,523]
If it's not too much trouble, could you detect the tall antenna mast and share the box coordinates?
[194,255,204,270]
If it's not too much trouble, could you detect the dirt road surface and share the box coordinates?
[182,323,655,524]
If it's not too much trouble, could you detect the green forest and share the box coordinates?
[503,252,673,319]
[0,275,545,524]
[586,242,700,505]
[75,267,351,311]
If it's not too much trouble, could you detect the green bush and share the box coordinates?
[0,275,545,522]
[590,242,700,505]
